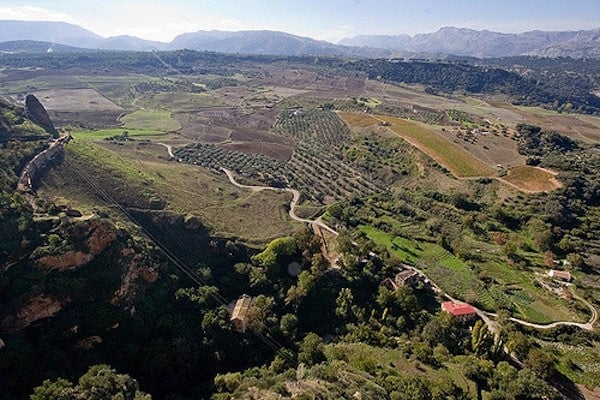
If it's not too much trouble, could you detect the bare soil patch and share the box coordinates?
[33,88,123,111]
[491,103,600,143]
[437,128,525,167]
[220,142,294,161]
[32,88,124,128]
[173,108,294,159]
[502,165,562,193]
[49,110,123,128]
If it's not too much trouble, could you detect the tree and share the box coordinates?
[524,348,555,380]
[471,319,494,356]
[298,333,326,366]
[488,361,517,392]
[310,252,329,277]
[462,355,494,394]
[528,217,553,252]
[422,312,460,351]
[506,331,531,360]
[280,314,298,341]
[507,369,557,399]
[31,364,151,400]
[566,252,584,270]
[30,378,73,400]
[335,288,354,320]
[246,295,276,334]
[252,236,297,275]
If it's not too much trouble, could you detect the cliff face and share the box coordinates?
[25,94,58,137]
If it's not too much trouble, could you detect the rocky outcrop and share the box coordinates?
[25,94,58,137]
[37,219,117,270]
[112,250,159,304]
[2,295,62,332]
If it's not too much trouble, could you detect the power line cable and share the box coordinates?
[62,155,290,356]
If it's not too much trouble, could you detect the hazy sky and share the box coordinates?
[0,0,598,42]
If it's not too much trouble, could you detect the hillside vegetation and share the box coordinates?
[1,52,599,400]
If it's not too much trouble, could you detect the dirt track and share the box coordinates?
[220,167,338,236]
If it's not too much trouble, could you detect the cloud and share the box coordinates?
[320,24,354,43]
[0,5,79,24]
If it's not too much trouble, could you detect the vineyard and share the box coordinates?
[172,108,413,204]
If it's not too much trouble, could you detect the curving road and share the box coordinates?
[157,143,596,332]
[220,167,338,236]
[156,143,175,158]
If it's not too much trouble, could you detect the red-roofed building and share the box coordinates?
[441,301,477,323]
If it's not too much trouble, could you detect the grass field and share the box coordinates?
[502,165,562,192]
[72,128,167,141]
[138,92,222,111]
[120,110,182,132]
[100,142,298,244]
[375,114,495,178]
[43,139,297,244]
[338,112,380,128]
[358,225,588,322]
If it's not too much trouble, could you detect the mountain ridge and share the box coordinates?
[0,20,599,58]
[341,26,600,58]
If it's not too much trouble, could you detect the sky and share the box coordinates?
[0,0,599,43]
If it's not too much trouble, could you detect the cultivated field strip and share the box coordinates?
[172,108,402,204]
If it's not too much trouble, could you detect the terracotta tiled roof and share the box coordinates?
[442,301,477,316]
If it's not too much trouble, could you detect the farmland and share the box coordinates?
[370,114,495,178]
[502,165,563,192]
[359,225,589,323]
[2,55,598,318]
[3,49,600,400]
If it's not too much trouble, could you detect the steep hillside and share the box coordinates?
[0,99,263,399]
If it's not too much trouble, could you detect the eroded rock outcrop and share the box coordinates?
[37,219,117,270]
[2,295,62,332]
[112,250,159,304]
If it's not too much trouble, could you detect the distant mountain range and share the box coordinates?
[341,26,600,58]
[1,20,599,58]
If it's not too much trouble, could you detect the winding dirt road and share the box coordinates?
[156,143,596,332]
[157,143,175,158]
[220,167,338,236]
[484,292,598,331]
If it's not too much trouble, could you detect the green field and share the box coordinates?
[358,225,588,322]
[137,92,222,111]
[377,114,495,178]
[359,225,483,302]
[72,128,167,141]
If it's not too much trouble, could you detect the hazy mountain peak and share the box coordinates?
[1,19,600,58]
